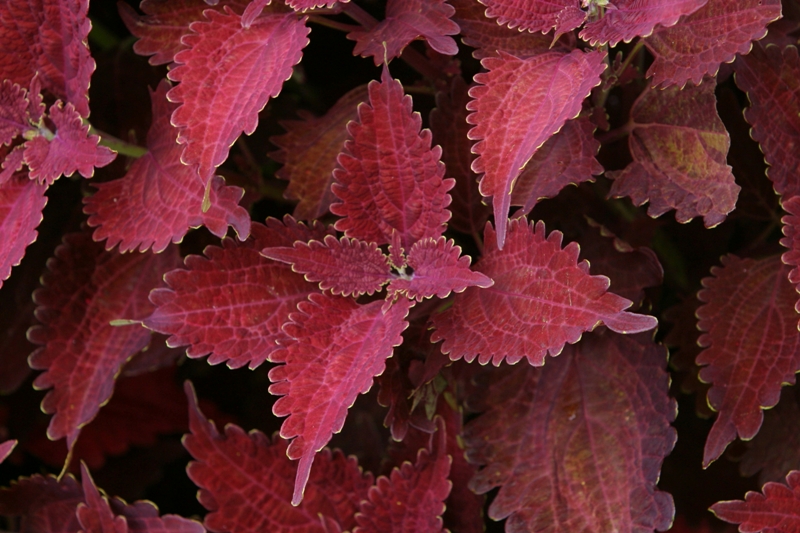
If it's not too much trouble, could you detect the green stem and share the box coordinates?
[91,127,148,158]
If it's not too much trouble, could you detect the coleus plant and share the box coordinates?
[1,0,800,531]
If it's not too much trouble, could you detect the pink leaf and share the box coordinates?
[145,219,326,370]
[349,0,460,65]
[167,7,309,185]
[711,471,800,532]
[479,0,586,36]
[431,219,658,366]
[85,81,250,253]
[463,330,676,532]
[696,254,800,466]
[0,0,94,117]
[607,78,739,227]
[467,49,606,249]
[27,231,180,450]
[387,237,493,301]
[579,0,708,46]
[184,382,372,533]
[645,0,782,88]
[0,440,15,464]
[0,173,47,290]
[0,80,36,145]
[269,294,411,505]
[270,85,368,220]
[287,0,347,11]
[331,67,454,249]
[24,101,116,185]
[262,235,393,297]
[0,474,84,532]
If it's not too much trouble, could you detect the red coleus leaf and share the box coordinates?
[0,440,15,464]
[269,294,411,505]
[85,81,250,253]
[349,0,460,65]
[332,67,453,250]
[167,7,309,184]
[467,49,605,249]
[781,196,800,315]
[696,254,800,466]
[734,44,800,198]
[0,79,37,146]
[711,471,800,532]
[740,387,800,485]
[271,85,368,220]
[0,0,93,117]
[184,381,372,533]
[645,0,782,88]
[355,417,451,533]
[27,231,180,450]
[479,0,586,37]
[77,464,125,533]
[146,218,326,369]
[0,173,47,289]
[287,0,346,11]
[0,474,84,532]
[464,329,676,533]
[509,115,602,215]
[607,78,739,227]
[24,101,116,185]
[431,219,657,366]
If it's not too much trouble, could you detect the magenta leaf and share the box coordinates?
[27,231,180,450]
[263,235,393,297]
[145,219,326,370]
[332,67,454,250]
[184,382,372,533]
[287,0,346,11]
[579,0,708,46]
[0,79,37,146]
[85,81,250,253]
[607,78,739,227]
[349,0,460,65]
[0,173,47,290]
[696,254,800,466]
[24,101,116,185]
[510,115,602,215]
[167,7,309,184]
[711,471,800,532]
[734,44,800,198]
[467,49,606,249]
[0,440,15,464]
[645,0,782,88]
[463,329,676,532]
[431,219,657,366]
[387,237,493,301]
[270,85,369,220]
[0,0,93,117]
[479,0,586,36]
[269,294,411,505]
[0,474,84,532]
[354,417,451,533]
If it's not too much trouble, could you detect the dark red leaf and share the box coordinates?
[167,7,309,185]
[696,254,800,466]
[332,67,454,249]
[145,219,325,370]
[0,474,84,532]
[77,464,126,533]
[467,49,606,248]
[27,231,180,450]
[271,85,368,220]
[269,294,411,505]
[734,44,800,198]
[463,330,676,532]
[431,219,657,366]
[0,173,47,289]
[479,0,586,37]
[711,471,800,532]
[781,195,800,314]
[646,0,782,87]
[607,78,739,227]
[0,440,15,464]
[740,387,800,485]
[85,81,250,253]
[184,382,372,533]
[580,0,708,46]
[121,334,185,377]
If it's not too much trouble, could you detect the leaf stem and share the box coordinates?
[307,15,359,33]
[617,40,645,79]
[90,127,148,158]
[597,121,634,145]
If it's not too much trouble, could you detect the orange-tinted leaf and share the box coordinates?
[711,471,800,532]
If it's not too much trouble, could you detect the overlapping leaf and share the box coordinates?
[740,387,800,485]
[645,0,782,87]
[0,474,84,532]
[463,330,676,533]
[431,219,658,366]
[27,231,180,450]
[145,218,327,369]
[167,7,309,185]
[734,44,800,198]
[0,173,47,289]
[269,294,411,505]
[184,382,372,533]
[711,471,800,532]
[479,0,586,36]
[85,81,250,253]
[607,78,739,227]
[271,85,368,220]
[696,254,800,466]
[332,67,453,249]
[0,80,36,146]
[467,49,605,249]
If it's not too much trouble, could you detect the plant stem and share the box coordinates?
[617,40,645,78]
[91,127,148,158]
[597,121,634,145]
[307,15,359,33]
